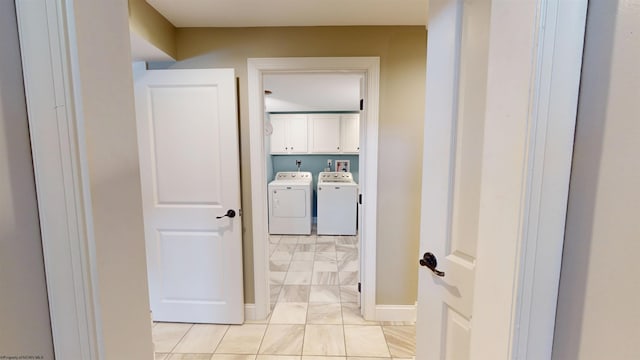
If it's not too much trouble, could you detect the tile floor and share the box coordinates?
[153,231,416,360]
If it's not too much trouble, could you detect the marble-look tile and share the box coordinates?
[270,302,308,324]
[155,353,169,360]
[309,285,341,303]
[337,260,359,272]
[382,326,416,357]
[173,324,228,353]
[347,358,391,360]
[340,285,359,303]
[257,356,301,360]
[316,236,336,244]
[269,236,281,244]
[278,285,310,302]
[292,252,315,261]
[302,325,346,356]
[168,354,212,360]
[279,236,299,244]
[270,272,287,285]
[271,251,293,261]
[380,321,416,326]
[341,303,378,325]
[245,312,272,324]
[343,325,391,357]
[336,236,358,245]
[153,322,193,353]
[306,303,342,324]
[270,260,291,272]
[259,324,305,355]
[313,261,338,272]
[311,272,340,285]
[270,285,282,304]
[303,357,346,360]
[270,244,278,256]
[276,244,298,254]
[211,355,256,360]
[339,271,359,285]
[315,243,336,252]
[284,271,312,285]
[296,244,316,252]
[288,261,314,272]
[336,250,358,262]
[314,252,337,261]
[297,236,316,244]
[216,324,267,354]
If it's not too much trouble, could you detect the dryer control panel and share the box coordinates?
[318,172,354,183]
[276,172,312,180]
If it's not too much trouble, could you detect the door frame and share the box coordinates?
[247,57,380,320]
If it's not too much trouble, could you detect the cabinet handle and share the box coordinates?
[337,146,340,150]
[291,147,294,150]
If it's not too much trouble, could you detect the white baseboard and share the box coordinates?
[375,303,417,322]
[245,304,257,321]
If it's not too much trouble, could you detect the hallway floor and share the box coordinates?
[153,231,416,360]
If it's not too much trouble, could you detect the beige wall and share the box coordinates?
[167,26,426,304]
[72,0,154,358]
[0,2,54,358]
[553,0,640,359]
[128,0,177,58]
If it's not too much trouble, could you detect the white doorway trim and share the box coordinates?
[247,57,380,320]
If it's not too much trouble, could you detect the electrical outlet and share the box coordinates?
[327,159,332,167]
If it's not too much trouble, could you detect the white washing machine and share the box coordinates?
[268,171,313,235]
[317,172,359,235]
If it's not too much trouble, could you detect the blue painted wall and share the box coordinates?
[271,154,359,217]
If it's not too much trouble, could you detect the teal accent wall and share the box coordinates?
[271,154,359,217]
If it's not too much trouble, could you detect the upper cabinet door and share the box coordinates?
[269,115,288,154]
[310,114,341,153]
[287,114,308,153]
[340,114,360,153]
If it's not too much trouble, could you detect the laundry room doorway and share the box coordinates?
[247,58,381,321]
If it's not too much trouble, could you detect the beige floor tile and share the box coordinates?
[271,252,293,261]
[153,323,193,353]
[292,252,315,261]
[306,303,342,324]
[341,303,378,325]
[380,321,415,326]
[276,244,298,254]
[216,324,267,354]
[296,244,316,252]
[315,243,337,252]
[269,236,281,244]
[168,354,212,360]
[337,260,359,272]
[211,355,256,360]
[278,285,310,302]
[270,260,291,272]
[313,261,338,272]
[289,261,314,272]
[155,353,170,360]
[340,285,359,303]
[309,285,341,303]
[382,326,416,357]
[270,285,283,304]
[314,252,337,261]
[270,272,287,285]
[304,357,346,360]
[302,325,346,356]
[284,272,312,285]
[338,272,359,285]
[297,237,316,244]
[259,324,305,355]
[270,302,308,324]
[257,356,301,360]
[173,324,229,353]
[343,325,390,357]
[316,236,336,244]
[347,358,391,360]
[312,272,340,285]
[336,251,358,262]
[279,236,299,244]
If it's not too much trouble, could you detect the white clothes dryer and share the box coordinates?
[317,172,359,235]
[268,171,313,235]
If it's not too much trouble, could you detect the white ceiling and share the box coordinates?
[146,0,428,27]
[264,73,362,112]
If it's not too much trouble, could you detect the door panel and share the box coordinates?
[416,0,491,357]
[136,69,244,324]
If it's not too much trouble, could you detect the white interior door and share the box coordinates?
[135,68,244,324]
[416,0,490,358]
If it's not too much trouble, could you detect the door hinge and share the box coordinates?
[358,282,361,293]
[359,194,362,205]
[360,99,364,111]
[239,208,243,216]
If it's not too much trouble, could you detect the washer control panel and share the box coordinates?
[318,172,354,183]
[276,172,312,180]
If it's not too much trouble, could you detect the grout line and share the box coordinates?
[167,323,194,354]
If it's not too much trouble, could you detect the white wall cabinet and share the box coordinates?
[269,114,308,154]
[269,113,359,154]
